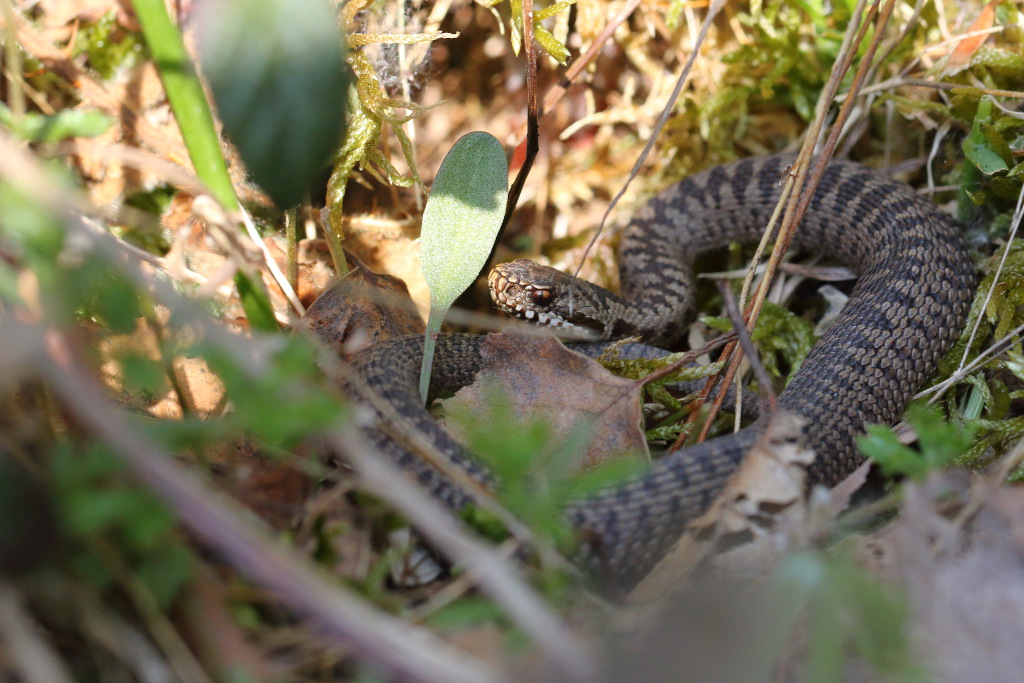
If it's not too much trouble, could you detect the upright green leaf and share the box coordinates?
[419,132,508,402]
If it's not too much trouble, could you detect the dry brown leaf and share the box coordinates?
[221,451,314,531]
[631,411,819,601]
[942,0,999,76]
[297,252,424,357]
[441,332,648,472]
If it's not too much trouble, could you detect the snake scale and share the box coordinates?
[349,154,975,587]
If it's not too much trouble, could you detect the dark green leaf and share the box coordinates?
[196,0,351,208]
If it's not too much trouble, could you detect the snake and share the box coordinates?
[348,154,975,588]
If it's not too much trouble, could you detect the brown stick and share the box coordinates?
[509,0,644,145]
[485,0,541,277]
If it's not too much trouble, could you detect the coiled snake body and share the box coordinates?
[351,155,975,587]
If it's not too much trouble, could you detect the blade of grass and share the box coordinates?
[131,0,236,209]
[131,0,278,330]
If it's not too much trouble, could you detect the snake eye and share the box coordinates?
[530,288,553,307]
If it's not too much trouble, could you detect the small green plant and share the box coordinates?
[52,444,195,609]
[480,0,577,64]
[857,405,975,480]
[418,132,508,402]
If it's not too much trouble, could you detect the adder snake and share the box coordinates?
[348,154,975,587]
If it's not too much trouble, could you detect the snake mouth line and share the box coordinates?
[493,298,578,329]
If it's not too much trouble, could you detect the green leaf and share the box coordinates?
[426,596,507,630]
[0,105,113,143]
[234,270,278,332]
[195,0,350,208]
[534,24,569,65]
[418,132,508,402]
[857,405,974,480]
[963,97,1010,175]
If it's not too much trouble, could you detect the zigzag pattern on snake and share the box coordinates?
[348,154,975,588]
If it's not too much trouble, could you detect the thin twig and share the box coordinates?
[498,0,540,238]
[285,207,299,296]
[635,331,738,389]
[718,281,776,413]
[570,0,726,311]
[847,76,1024,100]
[0,582,74,683]
[510,0,644,145]
[920,319,1024,404]
[699,262,857,281]
[240,209,305,317]
[2,0,26,118]
[925,120,951,194]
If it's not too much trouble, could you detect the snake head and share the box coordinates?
[487,259,604,339]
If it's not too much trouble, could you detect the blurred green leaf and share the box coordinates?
[445,382,641,547]
[234,269,279,332]
[197,335,345,447]
[857,405,974,480]
[426,596,507,630]
[52,444,194,607]
[195,0,350,208]
[418,132,508,402]
[119,351,167,399]
[0,105,112,143]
